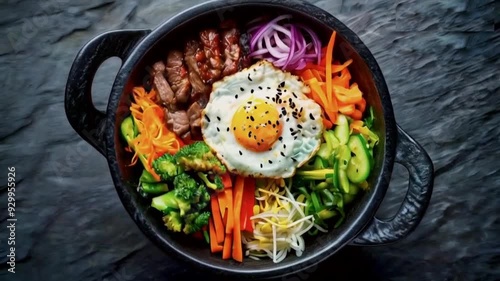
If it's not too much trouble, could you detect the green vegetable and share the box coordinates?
[334,114,350,145]
[197,172,224,191]
[140,169,158,183]
[162,211,183,232]
[153,153,182,181]
[295,169,334,180]
[346,134,373,183]
[141,181,169,195]
[120,116,148,168]
[364,106,375,129]
[173,173,201,201]
[151,192,192,216]
[182,211,211,234]
[336,145,351,170]
[316,143,331,161]
[174,141,226,174]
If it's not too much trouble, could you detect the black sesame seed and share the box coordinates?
[233,127,236,131]
[247,101,252,104]
[239,150,243,156]
[248,131,252,138]
[257,142,261,146]
[276,120,280,125]
[250,116,255,121]
[268,120,272,125]
[286,118,289,122]
[267,86,271,89]
[279,114,282,118]
[291,157,297,162]
[283,144,287,149]
[300,107,303,113]
[280,152,285,157]
[309,113,315,120]
[279,81,285,88]
[217,116,221,121]
[292,92,298,98]
[235,94,238,99]
[284,89,287,92]
[247,74,253,81]
[297,124,303,129]
[217,127,220,132]
[290,128,294,132]
[254,106,257,110]
[254,135,257,140]
[351,152,356,157]
[246,116,249,119]
[261,139,264,143]
[251,89,254,94]
[260,163,263,168]
[273,124,276,128]
[204,115,211,122]
[279,136,283,141]
[258,86,263,90]
[312,126,317,130]
[268,160,273,164]
[227,127,230,132]
[265,111,269,114]
[272,97,276,102]
[291,131,298,136]
[240,87,244,91]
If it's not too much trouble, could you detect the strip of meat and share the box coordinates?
[198,29,223,83]
[164,108,190,138]
[166,50,191,104]
[187,102,203,140]
[184,39,211,96]
[153,72,175,106]
[221,26,241,76]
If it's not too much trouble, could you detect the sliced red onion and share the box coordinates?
[247,14,322,71]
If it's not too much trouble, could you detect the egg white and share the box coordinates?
[201,60,323,178]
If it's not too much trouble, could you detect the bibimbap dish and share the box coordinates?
[65,1,433,278]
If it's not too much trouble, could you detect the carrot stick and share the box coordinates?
[211,195,225,244]
[221,173,232,189]
[222,233,232,260]
[325,31,336,105]
[232,176,244,262]
[224,189,234,234]
[209,218,223,253]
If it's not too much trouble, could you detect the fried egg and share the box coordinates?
[201,60,323,178]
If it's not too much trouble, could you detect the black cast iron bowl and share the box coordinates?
[64,0,434,278]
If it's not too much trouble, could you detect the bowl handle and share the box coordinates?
[351,125,434,245]
[64,29,150,156]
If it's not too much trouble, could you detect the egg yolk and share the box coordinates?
[231,98,283,152]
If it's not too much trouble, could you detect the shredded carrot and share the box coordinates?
[127,86,183,180]
[325,31,336,106]
[299,30,367,123]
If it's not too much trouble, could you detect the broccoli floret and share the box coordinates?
[197,172,224,191]
[193,185,211,211]
[153,153,182,181]
[182,211,211,234]
[162,211,183,232]
[173,173,200,201]
[151,192,191,216]
[174,141,226,174]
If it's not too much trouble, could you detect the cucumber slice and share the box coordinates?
[337,145,351,170]
[346,134,373,183]
[331,156,339,191]
[338,169,350,193]
[334,114,350,145]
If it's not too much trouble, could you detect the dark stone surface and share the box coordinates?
[0,0,498,280]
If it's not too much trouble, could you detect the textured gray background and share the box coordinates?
[0,0,499,280]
